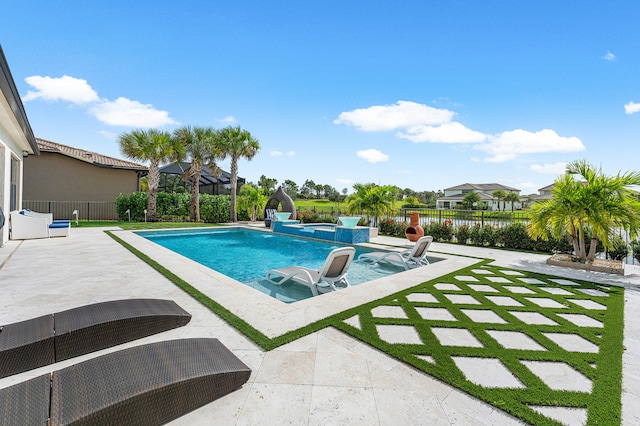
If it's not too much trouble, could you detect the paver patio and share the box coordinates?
[0,227,638,425]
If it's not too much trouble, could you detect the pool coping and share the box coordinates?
[115,226,477,338]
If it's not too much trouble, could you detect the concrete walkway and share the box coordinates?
[0,228,638,425]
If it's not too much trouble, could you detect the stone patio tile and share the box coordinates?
[471,269,494,275]
[549,279,581,286]
[521,361,592,392]
[415,355,435,364]
[235,383,312,425]
[406,293,439,304]
[485,330,547,351]
[508,311,558,326]
[376,324,424,345]
[254,350,316,385]
[567,299,606,310]
[504,286,536,294]
[525,298,567,309]
[343,315,362,330]
[434,283,462,291]
[468,284,499,293]
[557,313,604,328]
[461,309,507,324]
[452,357,525,388]
[540,287,574,296]
[529,406,587,426]
[371,305,408,319]
[518,278,547,285]
[486,296,524,307]
[374,388,451,425]
[444,294,481,305]
[454,275,480,282]
[499,270,525,276]
[308,386,378,426]
[486,276,513,283]
[415,307,458,321]
[576,288,609,297]
[313,352,372,387]
[543,333,599,353]
[431,328,484,348]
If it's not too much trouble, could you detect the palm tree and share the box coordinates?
[504,191,520,212]
[216,126,260,222]
[462,191,482,210]
[237,184,267,222]
[491,190,507,211]
[347,183,397,226]
[118,129,181,221]
[172,125,222,222]
[528,159,640,262]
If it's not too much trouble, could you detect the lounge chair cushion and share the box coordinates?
[0,339,251,425]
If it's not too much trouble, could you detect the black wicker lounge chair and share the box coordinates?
[0,338,251,426]
[0,299,191,379]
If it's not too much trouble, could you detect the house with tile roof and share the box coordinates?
[435,183,522,211]
[0,45,39,245]
[23,138,148,220]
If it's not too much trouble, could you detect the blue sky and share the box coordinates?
[2,1,639,194]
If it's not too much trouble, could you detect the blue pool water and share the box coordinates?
[136,227,426,303]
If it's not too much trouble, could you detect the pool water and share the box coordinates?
[137,228,414,303]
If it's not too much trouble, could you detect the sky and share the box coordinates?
[2,1,639,195]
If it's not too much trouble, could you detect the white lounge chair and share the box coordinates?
[9,211,49,239]
[358,236,433,270]
[266,247,356,296]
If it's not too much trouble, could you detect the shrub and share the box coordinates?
[632,240,640,263]
[468,223,484,246]
[454,224,470,245]
[379,218,408,237]
[199,194,231,223]
[501,222,535,250]
[115,192,148,221]
[481,224,502,247]
[426,220,453,242]
[606,237,629,261]
[156,192,189,219]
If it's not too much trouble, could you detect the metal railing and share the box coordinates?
[22,201,118,221]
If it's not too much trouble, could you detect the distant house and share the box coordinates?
[435,183,522,211]
[521,184,554,207]
[23,138,148,220]
[0,45,39,245]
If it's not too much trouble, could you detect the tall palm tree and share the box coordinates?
[216,126,260,222]
[491,190,507,211]
[528,159,640,262]
[118,129,180,221]
[504,191,520,212]
[172,125,222,222]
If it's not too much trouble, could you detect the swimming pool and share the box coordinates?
[136,227,431,303]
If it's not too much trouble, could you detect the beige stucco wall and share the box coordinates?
[24,152,140,202]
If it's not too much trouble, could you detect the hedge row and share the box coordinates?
[115,192,249,223]
[379,218,573,253]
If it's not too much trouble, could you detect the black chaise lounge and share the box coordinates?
[0,299,191,379]
[0,338,252,425]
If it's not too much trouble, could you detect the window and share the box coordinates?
[10,156,18,211]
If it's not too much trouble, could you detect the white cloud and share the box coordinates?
[23,75,99,104]
[97,130,119,140]
[398,122,486,143]
[334,100,454,131]
[624,101,640,114]
[475,129,585,163]
[217,115,237,124]
[603,51,616,61]
[530,162,567,174]
[89,97,178,127]
[271,150,296,157]
[356,149,389,163]
[336,178,354,185]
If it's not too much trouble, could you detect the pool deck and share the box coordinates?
[1,226,639,425]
